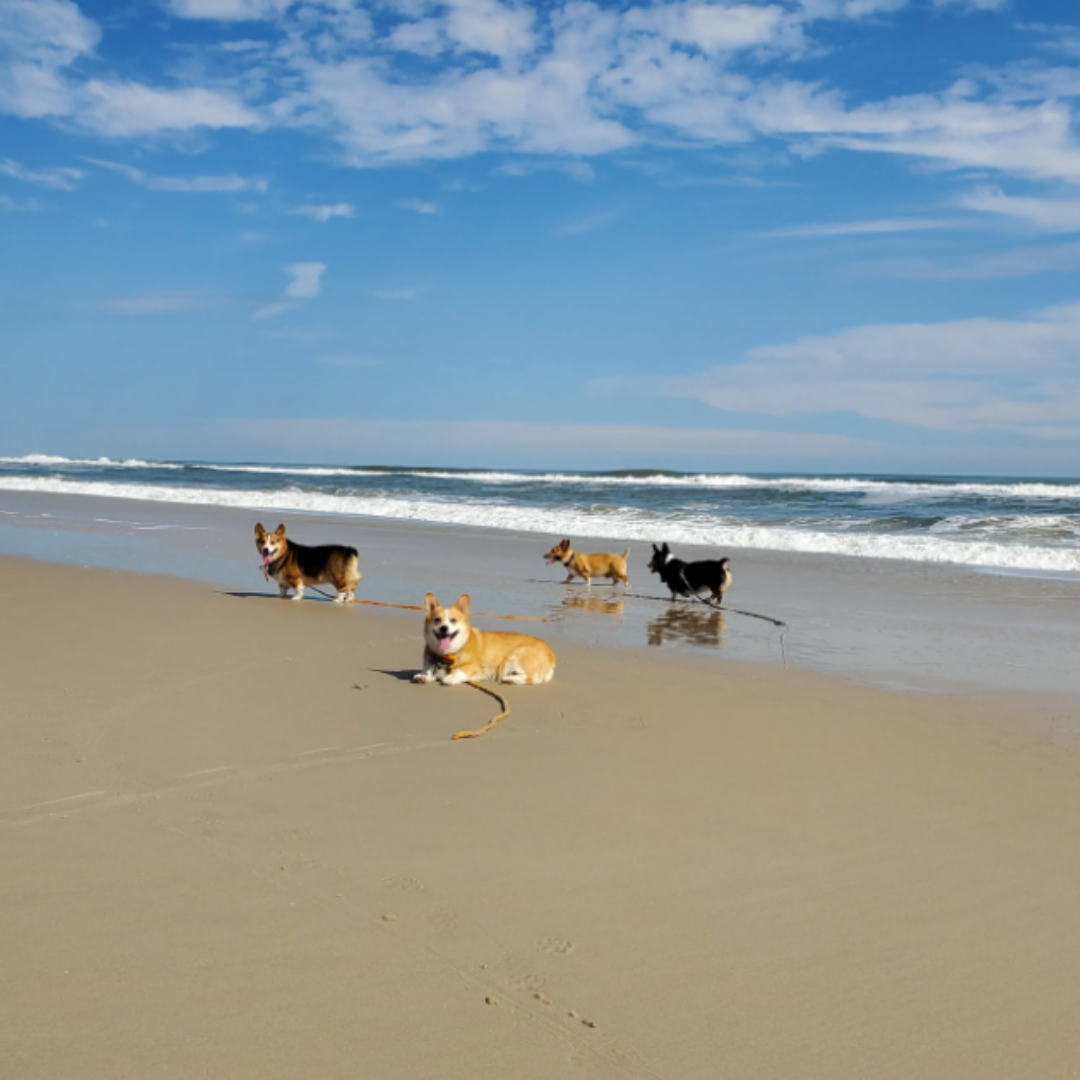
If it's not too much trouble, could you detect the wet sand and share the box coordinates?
[1,487,1079,697]
[2,555,1080,1078]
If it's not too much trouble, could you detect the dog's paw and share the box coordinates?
[412,671,434,684]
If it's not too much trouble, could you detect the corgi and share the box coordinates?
[647,543,731,605]
[412,592,556,686]
[543,538,630,587]
[254,522,361,603]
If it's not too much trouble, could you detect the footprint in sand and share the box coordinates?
[539,937,574,954]
[382,876,425,893]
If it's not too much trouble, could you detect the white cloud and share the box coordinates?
[0,2,261,136]
[76,80,261,137]
[84,157,267,193]
[290,202,354,221]
[167,0,294,20]
[284,261,324,298]
[398,197,440,214]
[765,216,968,237]
[0,156,83,189]
[1,0,1075,188]
[0,0,98,118]
[610,301,1080,438]
[253,261,326,318]
[959,185,1080,232]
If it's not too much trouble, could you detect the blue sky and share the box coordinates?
[2,0,1080,474]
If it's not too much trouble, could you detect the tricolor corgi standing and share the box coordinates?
[254,523,361,603]
[413,592,556,685]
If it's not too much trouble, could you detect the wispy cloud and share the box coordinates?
[602,299,1080,439]
[868,241,1080,280]
[934,0,1009,10]
[84,157,267,193]
[397,198,440,215]
[0,193,40,212]
[88,289,231,316]
[553,207,623,236]
[289,202,354,222]
[959,185,1080,232]
[0,156,83,190]
[764,217,969,238]
[495,160,595,183]
[167,0,292,19]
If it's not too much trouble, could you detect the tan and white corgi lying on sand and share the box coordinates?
[254,522,361,603]
[412,592,556,685]
[543,538,630,587]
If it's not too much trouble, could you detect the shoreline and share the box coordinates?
[2,555,1080,1078]
[2,487,1079,700]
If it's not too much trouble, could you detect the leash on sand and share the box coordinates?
[432,654,512,740]
[455,681,511,740]
[267,574,547,623]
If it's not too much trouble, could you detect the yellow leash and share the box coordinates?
[435,654,512,740]
[454,682,511,740]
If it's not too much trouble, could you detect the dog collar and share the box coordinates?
[434,652,459,671]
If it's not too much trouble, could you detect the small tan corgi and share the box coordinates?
[412,592,556,685]
[254,522,361,603]
[543,538,630,587]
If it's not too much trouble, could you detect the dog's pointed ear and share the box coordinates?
[662,542,670,554]
[651,543,659,553]
[560,539,570,550]
[424,592,439,616]
[274,524,286,537]
[255,522,265,537]
[454,593,471,618]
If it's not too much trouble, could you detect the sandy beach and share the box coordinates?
[2,551,1080,1078]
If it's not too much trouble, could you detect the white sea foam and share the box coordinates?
[4,455,1079,500]
[3,475,1078,574]
[0,454,182,469]
[196,464,378,477]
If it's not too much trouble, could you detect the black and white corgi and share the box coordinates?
[647,543,731,606]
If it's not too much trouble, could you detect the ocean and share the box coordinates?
[2,454,1079,576]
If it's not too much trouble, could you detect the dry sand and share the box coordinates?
[2,554,1079,1078]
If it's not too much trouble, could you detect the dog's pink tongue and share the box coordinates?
[262,554,273,566]
[436,638,453,653]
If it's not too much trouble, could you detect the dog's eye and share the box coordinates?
[449,619,458,626]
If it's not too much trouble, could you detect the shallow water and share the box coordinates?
[3,455,1079,575]
[2,488,1078,701]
